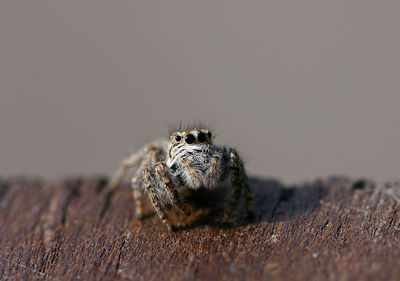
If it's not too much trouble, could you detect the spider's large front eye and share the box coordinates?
[185,134,195,144]
[207,132,212,138]
[197,132,206,143]
[175,135,182,142]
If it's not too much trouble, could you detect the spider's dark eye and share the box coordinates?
[197,132,206,143]
[185,134,195,144]
[207,132,212,138]
[175,135,182,142]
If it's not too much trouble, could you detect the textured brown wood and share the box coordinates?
[0,176,399,281]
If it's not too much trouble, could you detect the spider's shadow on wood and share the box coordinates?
[153,177,329,232]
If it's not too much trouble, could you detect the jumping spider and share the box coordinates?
[109,127,253,231]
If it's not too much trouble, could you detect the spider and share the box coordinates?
[109,126,253,231]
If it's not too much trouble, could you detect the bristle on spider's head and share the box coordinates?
[167,120,215,136]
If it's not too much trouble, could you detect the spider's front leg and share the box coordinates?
[143,162,190,232]
[131,145,163,220]
[142,167,176,232]
[154,162,191,217]
[225,149,254,219]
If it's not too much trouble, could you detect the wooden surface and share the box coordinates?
[0,176,399,281]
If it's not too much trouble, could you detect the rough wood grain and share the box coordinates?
[0,176,399,281]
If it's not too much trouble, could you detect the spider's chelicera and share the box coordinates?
[110,127,253,231]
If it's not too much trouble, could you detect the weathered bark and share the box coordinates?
[0,176,399,281]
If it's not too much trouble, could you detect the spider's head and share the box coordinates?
[167,129,213,159]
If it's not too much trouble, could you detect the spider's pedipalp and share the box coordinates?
[203,154,229,188]
[180,157,203,189]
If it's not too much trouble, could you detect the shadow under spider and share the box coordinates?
[165,177,330,232]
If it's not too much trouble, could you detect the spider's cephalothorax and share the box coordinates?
[109,128,253,231]
[167,129,230,190]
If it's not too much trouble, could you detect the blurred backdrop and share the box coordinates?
[1,1,399,184]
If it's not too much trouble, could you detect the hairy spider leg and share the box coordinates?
[143,167,175,232]
[131,145,163,219]
[109,150,144,190]
[154,162,191,216]
[225,149,254,218]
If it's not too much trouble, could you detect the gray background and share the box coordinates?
[1,1,399,184]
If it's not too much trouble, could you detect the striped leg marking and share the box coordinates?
[225,149,254,218]
[143,168,175,231]
[155,162,191,216]
[131,146,163,220]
